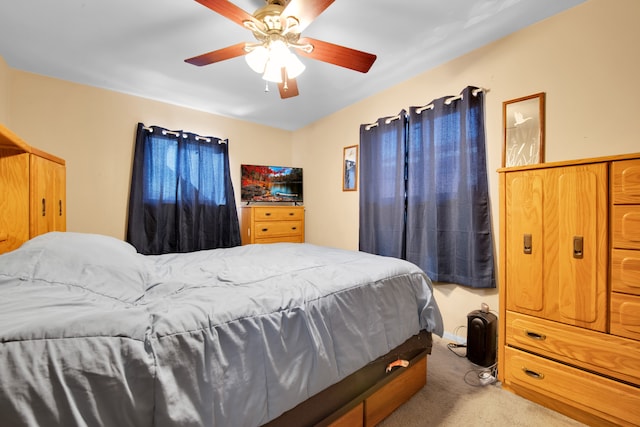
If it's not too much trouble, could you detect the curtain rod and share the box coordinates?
[142,125,227,144]
[365,87,488,130]
[415,87,486,114]
[365,113,404,130]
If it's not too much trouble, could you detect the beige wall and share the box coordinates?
[293,0,640,337]
[5,71,292,239]
[2,0,639,338]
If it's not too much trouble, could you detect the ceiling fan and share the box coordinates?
[185,0,377,99]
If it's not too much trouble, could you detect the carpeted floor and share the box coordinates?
[379,336,587,426]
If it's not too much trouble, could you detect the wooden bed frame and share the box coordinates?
[265,330,433,427]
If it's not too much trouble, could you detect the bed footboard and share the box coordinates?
[265,330,432,427]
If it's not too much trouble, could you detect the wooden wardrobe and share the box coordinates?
[0,125,66,254]
[498,153,640,426]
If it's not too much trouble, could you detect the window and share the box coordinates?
[360,87,495,288]
[143,138,227,205]
[127,124,241,254]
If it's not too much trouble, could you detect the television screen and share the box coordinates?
[241,164,303,203]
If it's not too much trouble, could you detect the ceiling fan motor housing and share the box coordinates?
[254,1,287,30]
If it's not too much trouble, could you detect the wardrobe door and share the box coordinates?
[0,152,30,253]
[505,171,545,316]
[549,164,608,331]
[29,155,61,236]
[53,162,66,231]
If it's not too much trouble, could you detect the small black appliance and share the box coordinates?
[466,308,497,367]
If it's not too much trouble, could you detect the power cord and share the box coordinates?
[464,362,498,387]
[447,342,467,357]
[447,324,467,357]
[447,343,498,386]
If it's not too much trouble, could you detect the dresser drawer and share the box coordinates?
[254,220,303,239]
[506,311,640,385]
[505,347,640,426]
[611,292,640,341]
[612,206,640,250]
[612,249,640,295]
[254,235,304,244]
[612,159,640,204]
[253,207,303,221]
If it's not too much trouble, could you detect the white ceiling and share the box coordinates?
[0,0,584,131]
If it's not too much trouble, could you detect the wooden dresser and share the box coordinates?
[0,125,66,254]
[498,153,640,427]
[240,205,304,245]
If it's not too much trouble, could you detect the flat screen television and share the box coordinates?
[241,164,303,203]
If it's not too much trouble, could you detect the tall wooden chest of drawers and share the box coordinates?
[241,205,304,245]
[610,159,640,342]
[498,153,640,427]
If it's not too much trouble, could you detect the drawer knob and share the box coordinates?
[262,228,268,232]
[525,331,547,341]
[522,367,545,380]
[291,227,297,230]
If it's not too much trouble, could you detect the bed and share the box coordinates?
[0,232,443,427]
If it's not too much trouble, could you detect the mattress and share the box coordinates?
[0,232,443,427]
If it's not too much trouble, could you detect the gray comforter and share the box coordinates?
[0,232,443,427]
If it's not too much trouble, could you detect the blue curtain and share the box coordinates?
[127,123,241,255]
[407,87,494,288]
[359,111,407,259]
[359,87,495,288]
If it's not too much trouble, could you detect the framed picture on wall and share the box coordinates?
[502,92,545,167]
[343,145,358,191]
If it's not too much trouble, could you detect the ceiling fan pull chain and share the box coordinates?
[281,67,289,91]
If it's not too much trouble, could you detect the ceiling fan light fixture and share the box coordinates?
[261,50,305,83]
[248,37,306,83]
[262,59,283,83]
[245,45,269,73]
[268,39,290,65]
[284,51,305,79]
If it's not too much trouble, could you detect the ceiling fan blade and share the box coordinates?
[282,0,335,32]
[297,38,377,73]
[278,68,299,99]
[185,42,247,66]
[194,0,258,27]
